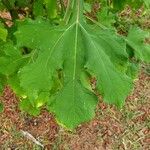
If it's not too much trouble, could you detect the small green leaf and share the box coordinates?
[97,7,116,27]
[0,0,5,9]
[44,0,57,18]
[7,75,25,96]
[34,91,49,108]
[126,27,150,63]
[19,99,40,116]
[112,0,144,11]
[0,22,8,41]
[0,42,28,75]
[112,0,126,10]
[33,0,45,17]
[126,62,139,79]
[84,2,92,12]
[15,0,31,7]
[0,102,4,113]
[144,0,150,8]
[0,74,6,93]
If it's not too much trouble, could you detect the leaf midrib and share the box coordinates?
[72,0,80,125]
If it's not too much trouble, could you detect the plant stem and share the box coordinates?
[63,0,75,24]
[59,0,65,16]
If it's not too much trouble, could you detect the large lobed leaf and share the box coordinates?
[14,0,135,129]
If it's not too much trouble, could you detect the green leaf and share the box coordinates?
[44,0,57,18]
[84,2,92,12]
[0,22,8,41]
[126,27,150,63]
[97,7,116,27]
[126,62,139,79]
[0,0,5,9]
[112,0,144,11]
[0,42,28,75]
[15,0,31,7]
[0,82,3,93]
[15,0,133,129]
[0,40,36,97]
[144,0,150,8]
[126,0,143,9]
[33,0,45,17]
[19,99,40,116]
[7,75,25,96]
[112,0,126,10]
[0,102,4,113]
[0,74,6,93]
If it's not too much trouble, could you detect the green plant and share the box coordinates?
[0,102,3,112]
[0,0,149,129]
